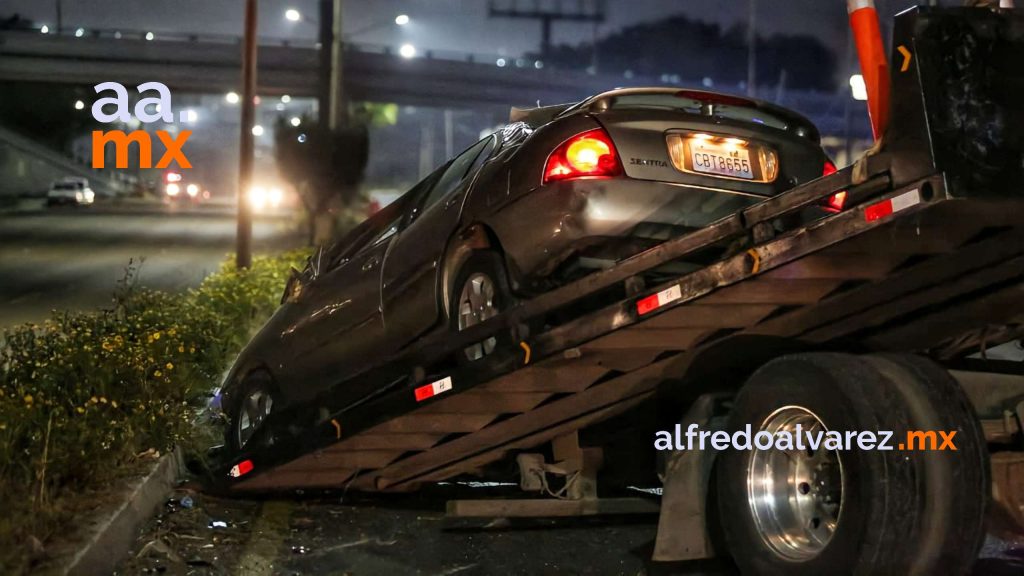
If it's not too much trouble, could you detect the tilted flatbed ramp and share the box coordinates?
[223,175,1024,492]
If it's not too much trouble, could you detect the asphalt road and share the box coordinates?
[115,481,1024,576]
[0,202,303,327]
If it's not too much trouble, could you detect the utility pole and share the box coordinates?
[319,0,346,130]
[55,0,62,33]
[236,0,258,269]
[747,0,757,97]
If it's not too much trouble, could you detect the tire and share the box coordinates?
[225,372,277,453]
[716,353,988,576]
[449,251,514,364]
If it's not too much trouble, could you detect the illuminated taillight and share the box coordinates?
[821,159,846,213]
[543,129,622,184]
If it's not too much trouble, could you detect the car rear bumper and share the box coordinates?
[490,178,766,283]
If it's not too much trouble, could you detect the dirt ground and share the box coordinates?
[114,482,1024,576]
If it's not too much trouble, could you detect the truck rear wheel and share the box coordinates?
[716,353,988,576]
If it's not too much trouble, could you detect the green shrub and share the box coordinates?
[0,249,309,574]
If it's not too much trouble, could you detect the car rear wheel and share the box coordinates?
[450,251,513,363]
[716,353,987,576]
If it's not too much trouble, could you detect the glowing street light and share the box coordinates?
[40,25,49,34]
[285,8,302,22]
[399,43,417,59]
[290,116,301,127]
[849,74,868,101]
[74,28,85,38]
[225,91,240,104]
[74,100,85,110]
[145,31,154,41]
[395,14,410,26]
[281,94,292,103]
[251,125,265,136]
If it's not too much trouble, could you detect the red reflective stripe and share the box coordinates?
[230,459,254,478]
[637,294,660,315]
[414,384,434,402]
[415,376,453,402]
[864,199,893,222]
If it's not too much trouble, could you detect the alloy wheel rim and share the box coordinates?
[237,388,273,449]
[746,405,843,561]
[457,272,499,361]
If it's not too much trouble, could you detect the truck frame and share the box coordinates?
[213,6,1024,574]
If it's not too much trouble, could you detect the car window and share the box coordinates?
[420,137,494,213]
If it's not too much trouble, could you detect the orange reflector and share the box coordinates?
[229,459,254,478]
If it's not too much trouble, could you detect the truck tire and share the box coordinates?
[716,353,988,576]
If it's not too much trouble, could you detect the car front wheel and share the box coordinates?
[227,373,276,453]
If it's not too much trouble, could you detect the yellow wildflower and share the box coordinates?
[99,397,108,404]
[23,395,33,405]
[111,400,119,408]
[154,370,162,377]
[76,407,85,414]
[165,362,174,371]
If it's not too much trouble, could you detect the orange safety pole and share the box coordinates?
[848,0,890,140]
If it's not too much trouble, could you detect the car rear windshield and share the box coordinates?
[53,183,80,190]
[605,94,791,131]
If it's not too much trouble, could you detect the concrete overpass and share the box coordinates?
[0,28,870,139]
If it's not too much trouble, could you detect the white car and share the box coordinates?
[47,178,95,206]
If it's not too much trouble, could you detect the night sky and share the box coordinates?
[4,0,939,59]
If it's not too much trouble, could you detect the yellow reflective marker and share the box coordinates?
[331,418,342,439]
[747,248,762,275]
[520,341,532,365]
[898,45,912,72]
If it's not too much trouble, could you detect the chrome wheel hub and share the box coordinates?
[237,388,273,449]
[457,272,499,361]
[747,406,843,561]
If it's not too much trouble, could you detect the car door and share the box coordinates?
[381,136,496,345]
[284,215,401,399]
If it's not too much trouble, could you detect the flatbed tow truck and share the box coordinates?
[212,6,1024,573]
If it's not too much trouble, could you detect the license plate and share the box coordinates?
[689,141,753,180]
[665,133,778,183]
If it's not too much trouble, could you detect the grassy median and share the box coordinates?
[0,250,309,574]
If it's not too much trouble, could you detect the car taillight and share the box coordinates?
[543,129,622,184]
[821,159,846,213]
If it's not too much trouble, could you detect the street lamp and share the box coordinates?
[285,8,302,22]
[225,91,240,104]
[74,100,84,110]
[395,14,410,26]
[399,43,417,59]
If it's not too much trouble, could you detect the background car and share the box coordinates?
[46,177,95,206]
[220,87,835,450]
[163,171,209,205]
